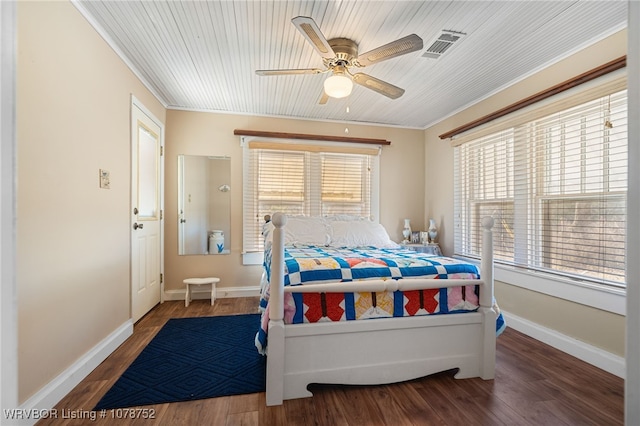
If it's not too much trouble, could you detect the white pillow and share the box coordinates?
[324,215,368,221]
[285,216,331,246]
[263,216,331,246]
[330,220,400,248]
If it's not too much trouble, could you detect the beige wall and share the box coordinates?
[424,29,627,356]
[17,1,165,402]
[496,282,625,355]
[164,110,426,292]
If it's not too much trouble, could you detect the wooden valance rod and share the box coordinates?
[233,129,391,145]
[439,56,627,140]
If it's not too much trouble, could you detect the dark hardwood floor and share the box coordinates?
[37,297,623,425]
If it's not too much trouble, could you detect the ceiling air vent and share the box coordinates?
[422,30,466,59]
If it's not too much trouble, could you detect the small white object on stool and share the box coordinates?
[184,277,220,307]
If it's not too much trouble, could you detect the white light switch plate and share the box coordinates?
[99,169,110,189]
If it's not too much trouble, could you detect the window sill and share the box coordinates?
[455,256,626,315]
[494,265,626,316]
[242,251,263,266]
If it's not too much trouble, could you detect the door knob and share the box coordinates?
[133,223,144,230]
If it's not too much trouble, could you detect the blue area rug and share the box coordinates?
[94,314,265,409]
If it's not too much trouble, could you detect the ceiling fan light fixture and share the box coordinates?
[257,17,418,102]
[324,74,353,98]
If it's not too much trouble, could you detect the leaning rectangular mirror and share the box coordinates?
[178,155,231,255]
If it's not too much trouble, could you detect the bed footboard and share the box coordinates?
[265,213,495,406]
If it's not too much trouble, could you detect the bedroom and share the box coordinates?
[1,0,639,424]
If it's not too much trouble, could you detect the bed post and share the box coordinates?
[480,216,496,379]
[266,213,286,406]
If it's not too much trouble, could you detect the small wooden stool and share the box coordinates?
[184,277,220,307]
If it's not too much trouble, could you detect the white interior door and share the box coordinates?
[131,99,163,322]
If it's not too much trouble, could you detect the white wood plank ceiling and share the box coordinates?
[73,0,627,129]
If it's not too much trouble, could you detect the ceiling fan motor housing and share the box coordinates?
[326,38,359,67]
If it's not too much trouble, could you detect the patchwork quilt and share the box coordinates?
[256,245,505,354]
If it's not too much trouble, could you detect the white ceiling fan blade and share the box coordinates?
[256,68,324,76]
[352,73,405,99]
[291,16,335,59]
[357,34,423,67]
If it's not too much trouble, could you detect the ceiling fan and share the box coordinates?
[256,16,423,103]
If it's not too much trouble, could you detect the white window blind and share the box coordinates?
[243,140,378,254]
[454,86,628,288]
[320,153,371,215]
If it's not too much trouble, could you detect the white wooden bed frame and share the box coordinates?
[265,213,496,406]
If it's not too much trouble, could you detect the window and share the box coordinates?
[255,150,306,217]
[455,86,628,289]
[320,153,371,216]
[242,139,379,256]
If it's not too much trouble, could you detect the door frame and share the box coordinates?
[131,95,165,312]
[1,0,18,411]
[177,154,185,255]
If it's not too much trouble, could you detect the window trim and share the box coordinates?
[240,136,381,265]
[496,263,626,315]
[454,255,626,315]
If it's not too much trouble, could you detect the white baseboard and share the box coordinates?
[163,285,260,302]
[13,321,133,425]
[502,310,625,378]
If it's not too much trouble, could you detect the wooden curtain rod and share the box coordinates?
[439,56,627,140]
[233,129,391,145]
